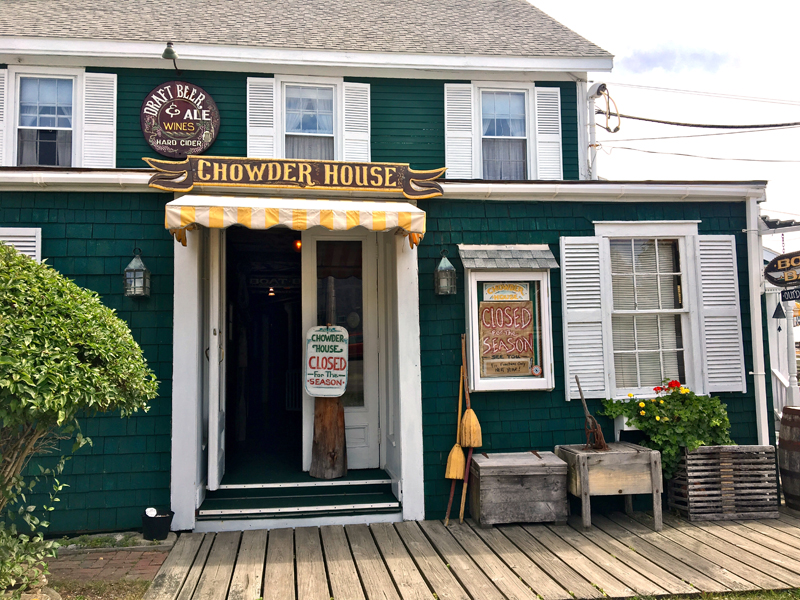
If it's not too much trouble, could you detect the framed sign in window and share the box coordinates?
[466,270,554,391]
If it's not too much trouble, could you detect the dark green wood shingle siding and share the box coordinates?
[417,198,771,520]
[87,68,269,169]
[0,191,173,533]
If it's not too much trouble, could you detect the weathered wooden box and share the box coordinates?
[668,445,779,521]
[469,451,568,527]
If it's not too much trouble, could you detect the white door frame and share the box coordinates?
[301,229,381,471]
[206,229,227,490]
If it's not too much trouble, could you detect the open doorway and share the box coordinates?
[223,228,303,484]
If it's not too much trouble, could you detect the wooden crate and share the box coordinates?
[668,445,779,521]
[469,451,568,527]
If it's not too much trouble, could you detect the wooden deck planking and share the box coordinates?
[295,527,330,600]
[566,516,696,595]
[394,521,470,600]
[263,528,295,600]
[418,520,506,600]
[606,512,755,592]
[469,522,573,600]
[445,522,542,600]
[227,530,267,600]
[192,532,241,600]
[143,532,205,600]
[320,525,366,600]
[345,524,402,600]
[145,510,800,600]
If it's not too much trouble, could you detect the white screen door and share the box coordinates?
[207,229,227,490]
[302,231,380,470]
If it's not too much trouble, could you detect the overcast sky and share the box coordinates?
[531,0,800,252]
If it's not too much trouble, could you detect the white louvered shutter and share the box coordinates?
[0,228,41,261]
[534,87,562,180]
[444,84,473,178]
[0,69,6,166]
[342,82,370,162]
[82,72,117,168]
[561,237,609,400]
[247,78,276,158]
[696,235,746,392]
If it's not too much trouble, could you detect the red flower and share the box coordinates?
[653,386,663,393]
[668,380,681,388]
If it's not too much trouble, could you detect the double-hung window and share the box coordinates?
[561,222,746,402]
[246,76,370,162]
[285,85,335,160]
[609,238,687,393]
[481,91,527,180]
[17,77,74,167]
[444,82,563,180]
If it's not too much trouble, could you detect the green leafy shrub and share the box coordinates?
[0,243,159,592]
[601,380,733,479]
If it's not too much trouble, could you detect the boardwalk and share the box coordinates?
[144,508,800,600]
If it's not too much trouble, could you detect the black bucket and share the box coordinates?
[141,510,174,541]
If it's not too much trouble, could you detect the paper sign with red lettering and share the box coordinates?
[479,301,535,378]
[305,326,349,397]
[140,81,220,159]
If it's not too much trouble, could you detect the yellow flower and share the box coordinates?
[628,393,634,398]
[640,410,646,416]
[660,400,664,404]
[655,416,661,421]
[679,387,689,394]
[651,398,656,403]
[638,402,645,408]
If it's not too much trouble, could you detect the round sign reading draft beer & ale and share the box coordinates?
[140,81,220,158]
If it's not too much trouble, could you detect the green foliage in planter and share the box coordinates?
[601,380,733,479]
[0,243,159,593]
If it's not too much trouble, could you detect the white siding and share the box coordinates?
[697,235,746,392]
[82,72,117,168]
[247,78,276,158]
[342,82,370,162]
[0,227,41,261]
[561,236,608,400]
[534,87,562,180]
[444,84,474,179]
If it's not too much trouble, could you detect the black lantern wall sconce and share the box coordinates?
[434,249,457,296]
[124,248,151,298]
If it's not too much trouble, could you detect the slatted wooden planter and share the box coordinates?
[667,445,779,520]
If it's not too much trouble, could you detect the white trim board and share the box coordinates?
[193,510,402,532]
[0,37,613,77]
[198,501,400,517]
[594,221,700,236]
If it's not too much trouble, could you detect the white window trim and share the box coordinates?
[594,221,704,398]
[472,81,536,179]
[465,269,555,392]
[3,65,85,167]
[274,74,344,160]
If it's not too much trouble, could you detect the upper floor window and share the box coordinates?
[444,83,562,181]
[481,91,527,180]
[285,85,334,160]
[17,77,74,167]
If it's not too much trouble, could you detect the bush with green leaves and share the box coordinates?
[0,242,159,592]
[601,380,733,479]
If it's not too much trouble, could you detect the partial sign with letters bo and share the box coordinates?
[765,250,800,287]
[305,326,349,397]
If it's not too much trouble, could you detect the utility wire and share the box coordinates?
[602,146,800,163]
[599,124,800,143]
[605,82,800,106]
[596,109,800,129]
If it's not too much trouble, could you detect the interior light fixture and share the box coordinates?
[162,42,181,74]
[268,287,275,297]
[294,239,302,252]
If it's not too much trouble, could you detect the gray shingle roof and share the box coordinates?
[458,244,559,270]
[0,0,612,58]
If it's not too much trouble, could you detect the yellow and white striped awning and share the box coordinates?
[165,195,426,235]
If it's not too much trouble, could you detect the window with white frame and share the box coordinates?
[0,67,117,168]
[481,91,527,180]
[444,82,562,181]
[561,221,746,403]
[285,85,335,160]
[17,77,74,167]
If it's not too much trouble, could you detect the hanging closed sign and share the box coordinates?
[305,326,349,397]
[765,250,800,287]
[140,81,220,158]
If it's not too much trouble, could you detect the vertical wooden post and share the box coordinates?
[651,451,663,531]
[578,454,591,528]
[624,495,633,515]
[310,397,347,479]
